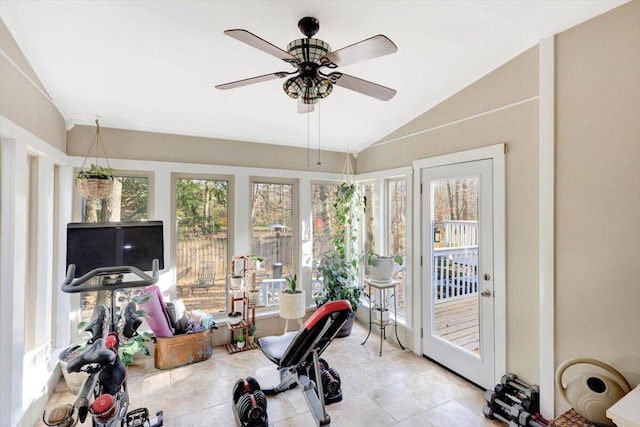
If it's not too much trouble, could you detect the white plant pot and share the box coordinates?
[59,344,89,393]
[370,256,394,282]
[375,308,390,323]
[279,290,306,319]
[237,341,245,349]
[230,276,244,290]
[228,312,242,325]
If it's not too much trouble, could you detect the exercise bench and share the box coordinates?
[257,300,352,426]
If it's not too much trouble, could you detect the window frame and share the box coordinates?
[249,176,299,309]
[171,172,234,314]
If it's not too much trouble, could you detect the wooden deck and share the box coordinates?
[434,294,479,354]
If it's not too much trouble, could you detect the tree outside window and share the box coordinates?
[80,175,150,323]
[175,178,229,314]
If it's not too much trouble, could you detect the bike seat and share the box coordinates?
[67,338,116,372]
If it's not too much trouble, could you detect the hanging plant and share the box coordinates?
[317,174,365,313]
[75,119,115,200]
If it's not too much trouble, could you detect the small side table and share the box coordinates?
[361,279,405,356]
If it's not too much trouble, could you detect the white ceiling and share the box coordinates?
[0,1,626,153]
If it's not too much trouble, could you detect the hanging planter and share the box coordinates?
[75,119,115,200]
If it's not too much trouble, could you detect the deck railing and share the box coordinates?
[443,220,478,247]
[433,246,479,301]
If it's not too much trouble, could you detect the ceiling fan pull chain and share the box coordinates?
[317,101,322,165]
[307,107,310,168]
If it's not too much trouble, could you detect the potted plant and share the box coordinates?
[229,273,244,290]
[236,331,246,349]
[228,311,242,326]
[247,323,258,346]
[75,163,115,200]
[315,182,364,337]
[366,251,405,282]
[118,331,154,366]
[279,274,305,321]
[59,343,89,393]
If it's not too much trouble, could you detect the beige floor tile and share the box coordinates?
[38,321,494,427]
[420,400,500,427]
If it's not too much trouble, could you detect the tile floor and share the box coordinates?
[38,321,501,426]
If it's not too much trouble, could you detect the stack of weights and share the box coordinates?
[483,373,549,427]
[232,377,268,427]
[312,358,343,404]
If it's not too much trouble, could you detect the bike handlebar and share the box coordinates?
[61,259,160,293]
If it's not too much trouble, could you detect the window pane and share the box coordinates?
[79,175,150,325]
[311,182,338,300]
[362,182,376,261]
[175,178,229,314]
[388,179,407,317]
[251,182,294,307]
[82,176,148,222]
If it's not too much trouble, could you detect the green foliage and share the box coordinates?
[177,178,228,238]
[316,182,364,313]
[248,323,257,336]
[365,249,404,266]
[317,252,362,313]
[284,274,298,293]
[118,331,153,367]
[236,330,245,342]
[77,163,113,179]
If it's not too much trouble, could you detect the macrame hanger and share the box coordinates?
[341,148,355,185]
[80,119,112,172]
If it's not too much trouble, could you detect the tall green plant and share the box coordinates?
[317,182,364,312]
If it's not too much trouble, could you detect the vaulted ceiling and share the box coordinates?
[0,1,626,153]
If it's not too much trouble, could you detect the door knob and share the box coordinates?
[483,273,491,281]
[481,289,491,297]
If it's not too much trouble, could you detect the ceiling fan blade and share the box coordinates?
[224,29,299,64]
[216,71,291,90]
[320,35,397,68]
[326,72,396,101]
[297,98,315,114]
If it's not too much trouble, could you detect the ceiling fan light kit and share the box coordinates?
[216,16,397,112]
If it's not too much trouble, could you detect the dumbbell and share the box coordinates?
[501,374,540,400]
[232,377,268,427]
[495,383,539,414]
[485,390,526,419]
[507,414,547,427]
[232,376,262,404]
[483,404,511,425]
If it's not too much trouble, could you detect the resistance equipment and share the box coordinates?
[484,373,547,427]
[232,377,268,427]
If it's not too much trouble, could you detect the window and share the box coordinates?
[311,182,339,299]
[387,178,407,317]
[251,180,296,307]
[361,181,376,263]
[78,172,151,324]
[175,177,230,314]
[82,175,149,222]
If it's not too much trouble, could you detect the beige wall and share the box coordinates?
[67,125,350,173]
[358,46,542,384]
[555,0,640,411]
[0,19,66,150]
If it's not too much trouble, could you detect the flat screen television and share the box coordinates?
[67,221,165,277]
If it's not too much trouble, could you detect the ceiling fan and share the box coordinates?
[216,17,398,113]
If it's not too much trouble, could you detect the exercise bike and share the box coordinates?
[43,260,164,427]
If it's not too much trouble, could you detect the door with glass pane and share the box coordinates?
[421,159,494,388]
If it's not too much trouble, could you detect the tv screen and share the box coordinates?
[67,221,165,277]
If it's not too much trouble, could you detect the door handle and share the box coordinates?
[481,289,492,297]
